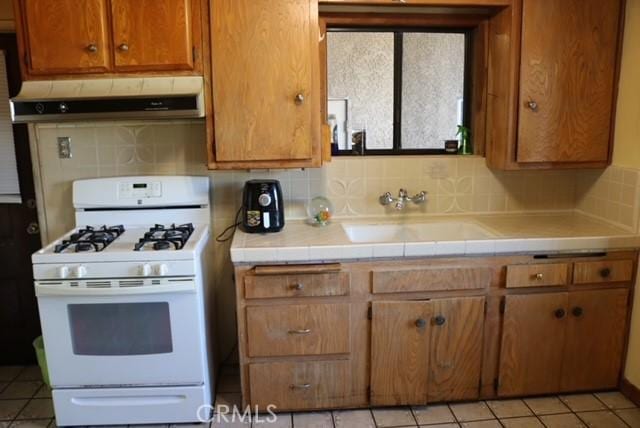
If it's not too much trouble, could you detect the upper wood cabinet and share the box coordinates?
[319,0,512,5]
[110,0,195,72]
[486,0,624,169]
[20,0,111,75]
[14,0,202,78]
[207,0,322,169]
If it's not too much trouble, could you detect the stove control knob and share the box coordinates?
[258,193,272,207]
[58,266,70,279]
[139,264,152,277]
[74,265,87,278]
[156,264,169,276]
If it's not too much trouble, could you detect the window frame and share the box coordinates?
[327,27,473,156]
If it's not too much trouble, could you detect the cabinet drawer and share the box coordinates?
[249,360,350,410]
[505,263,570,288]
[372,267,491,294]
[246,304,350,357]
[244,272,350,299]
[573,260,634,284]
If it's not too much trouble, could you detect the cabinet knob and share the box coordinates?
[600,268,611,278]
[415,318,427,329]
[572,307,584,317]
[118,43,129,52]
[533,273,544,280]
[526,100,539,112]
[290,283,304,291]
[294,93,305,105]
[554,308,566,319]
[433,315,446,326]
[86,43,98,53]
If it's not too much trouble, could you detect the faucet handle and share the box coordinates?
[379,192,394,206]
[398,188,408,198]
[411,191,428,204]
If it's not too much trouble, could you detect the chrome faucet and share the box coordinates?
[379,189,428,210]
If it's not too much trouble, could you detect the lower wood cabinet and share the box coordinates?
[371,297,485,406]
[499,289,629,397]
[561,289,629,391]
[249,360,350,410]
[234,253,636,411]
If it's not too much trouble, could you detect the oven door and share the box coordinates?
[35,279,206,388]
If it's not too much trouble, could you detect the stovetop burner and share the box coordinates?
[134,223,195,251]
[54,225,125,253]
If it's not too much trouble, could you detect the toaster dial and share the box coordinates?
[258,193,272,207]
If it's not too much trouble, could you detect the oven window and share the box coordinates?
[68,302,173,356]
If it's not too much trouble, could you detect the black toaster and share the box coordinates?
[242,180,285,233]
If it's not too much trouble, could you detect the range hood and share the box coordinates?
[11,76,205,123]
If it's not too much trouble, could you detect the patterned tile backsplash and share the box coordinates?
[29,120,640,361]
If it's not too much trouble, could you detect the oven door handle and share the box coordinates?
[35,282,197,297]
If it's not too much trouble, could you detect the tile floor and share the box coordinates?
[2,365,639,428]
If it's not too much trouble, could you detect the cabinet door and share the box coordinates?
[370,301,431,406]
[21,0,111,74]
[211,0,320,163]
[110,0,194,72]
[561,289,629,391]
[498,293,568,396]
[517,0,622,163]
[429,297,485,402]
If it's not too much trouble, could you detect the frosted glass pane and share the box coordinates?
[401,33,466,149]
[327,32,394,150]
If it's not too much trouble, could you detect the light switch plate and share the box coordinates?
[57,137,72,159]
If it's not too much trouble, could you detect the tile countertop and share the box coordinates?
[229,212,640,263]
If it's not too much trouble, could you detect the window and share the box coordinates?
[327,29,470,155]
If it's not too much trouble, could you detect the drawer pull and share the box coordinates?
[554,308,566,319]
[290,383,311,390]
[533,273,544,280]
[288,329,311,335]
[290,283,304,291]
[600,268,612,278]
[572,307,584,317]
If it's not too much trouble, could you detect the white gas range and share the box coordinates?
[32,176,214,427]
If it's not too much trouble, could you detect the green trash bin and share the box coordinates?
[32,336,51,387]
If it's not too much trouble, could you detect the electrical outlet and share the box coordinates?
[57,137,72,159]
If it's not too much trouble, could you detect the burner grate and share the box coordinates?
[134,223,194,251]
[54,225,125,253]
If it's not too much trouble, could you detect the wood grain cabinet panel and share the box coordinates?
[110,0,194,72]
[244,272,350,299]
[498,293,568,397]
[249,360,350,410]
[372,267,491,294]
[516,0,622,163]
[20,0,111,74]
[371,301,432,406]
[573,260,634,285]
[246,303,350,357]
[505,263,570,288]
[429,297,485,402]
[210,0,321,166]
[561,289,629,391]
